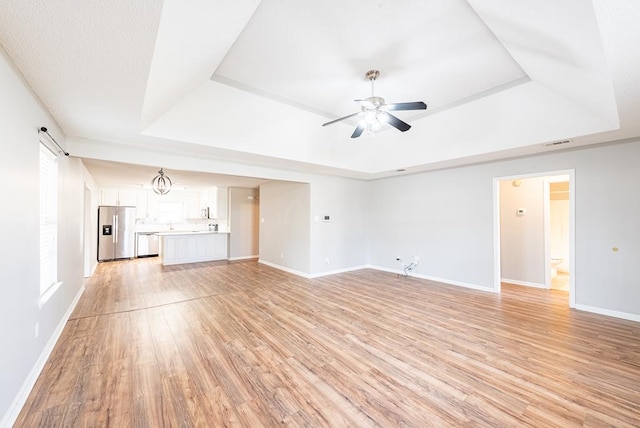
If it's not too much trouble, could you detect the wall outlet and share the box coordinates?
[325,257,330,265]
[280,252,284,259]
[35,322,39,338]
[412,256,420,264]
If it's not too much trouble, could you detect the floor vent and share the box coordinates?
[543,139,572,147]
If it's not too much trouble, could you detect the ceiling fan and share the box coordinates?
[322,70,427,138]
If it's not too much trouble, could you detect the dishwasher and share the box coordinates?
[136,232,159,257]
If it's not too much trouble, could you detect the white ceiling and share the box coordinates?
[82,158,268,190]
[1,0,639,184]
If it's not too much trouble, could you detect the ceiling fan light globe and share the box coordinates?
[364,111,377,124]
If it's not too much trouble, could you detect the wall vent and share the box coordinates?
[543,139,572,147]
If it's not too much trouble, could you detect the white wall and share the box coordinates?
[259,181,310,274]
[0,45,94,425]
[369,165,495,290]
[500,177,546,287]
[228,187,259,259]
[258,177,369,277]
[309,176,369,275]
[369,140,640,319]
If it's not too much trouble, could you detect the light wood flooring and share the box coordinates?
[16,258,640,427]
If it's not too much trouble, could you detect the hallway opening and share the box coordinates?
[493,170,575,307]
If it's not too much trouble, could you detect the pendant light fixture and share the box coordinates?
[151,168,172,195]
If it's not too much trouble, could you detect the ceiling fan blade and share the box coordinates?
[322,112,360,127]
[351,124,365,138]
[355,99,376,109]
[385,101,427,111]
[383,113,411,132]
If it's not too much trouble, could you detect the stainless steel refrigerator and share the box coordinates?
[98,206,136,261]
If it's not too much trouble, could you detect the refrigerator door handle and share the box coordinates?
[113,215,117,243]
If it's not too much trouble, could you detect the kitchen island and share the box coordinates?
[157,231,228,265]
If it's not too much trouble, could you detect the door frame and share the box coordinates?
[493,169,576,307]
[83,185,92,277]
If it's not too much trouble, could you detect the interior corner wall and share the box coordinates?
[368,139,640,319]
[80,160,99,277]
[309,176,369,275]
[259,181,310,274]
[499,177,546,286]
[228,187,259,259]
[0,44,91,425]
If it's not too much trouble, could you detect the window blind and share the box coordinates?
[40,142,58,294]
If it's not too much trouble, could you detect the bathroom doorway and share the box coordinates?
[493,170,575,307]
[546,177,570,291]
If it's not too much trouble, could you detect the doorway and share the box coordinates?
[493,170,575,307]
[546,177,570,291]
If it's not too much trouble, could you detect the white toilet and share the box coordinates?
[550,257,563,278]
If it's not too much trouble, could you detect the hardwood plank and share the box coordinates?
[14,258,640,426]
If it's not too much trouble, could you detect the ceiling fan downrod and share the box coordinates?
[366,69,380,99]
[364,70,385,107]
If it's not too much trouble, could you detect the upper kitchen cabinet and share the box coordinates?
[182,191,201,219]
[100,187,138,206]
[136,189,161,219]
[146,191,160,219]
[101,186,206,220]
[200,188,216,216]
[136,190,147,218]
[200,186,228,219]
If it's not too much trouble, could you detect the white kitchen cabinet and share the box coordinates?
[136,190,147,218]
[118,188,138,206]
[100,187,138,206]
[159,232,228,265]
[100,188,118,205]
[134,189,160,219]
[183,191,201,218]
[198,187,228,219]
[147,191,160,219]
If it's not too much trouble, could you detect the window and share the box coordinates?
[158,201,184,223]
[40,142,58,295]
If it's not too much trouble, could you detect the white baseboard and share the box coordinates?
[1,284,85,428]
[257,260,493,291]
[501,278,548,289]
[258,260,370,279]
[369,265,496,293]
[575,304,640,323]
[307,265,369,279]
[258,259,312,278]
[228,255,259,261]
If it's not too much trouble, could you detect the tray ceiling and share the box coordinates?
[0,0,637,180]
